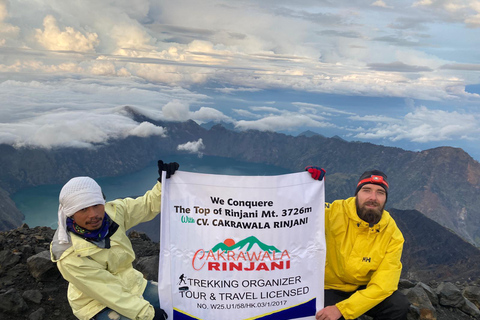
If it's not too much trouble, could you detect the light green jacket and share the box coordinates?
[324,197,404,319]
[51,182,162,320]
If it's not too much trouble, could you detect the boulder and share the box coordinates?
[416,282,439,306]
[29,307,45,320]
[406,285,436,320]
[463,285,480,309]
[460,298,480,318]
[26,251,60,281]
[436,282,465,308]
[0,249,21,274]
[23,289,43,304]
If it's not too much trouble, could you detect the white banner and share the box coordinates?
[158,171,325,320]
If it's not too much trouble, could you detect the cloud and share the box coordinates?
[440,63,480,71]
[0,0,19,43]
[35,15,99,52]
[387,17,430,31]
[250,106,283,113]
[292,102,356,116]
[319,30,364,39]
[349,114,398,123]
[0,77,207,148]
[273,6,345,26]
[371,1,392,8]
[161,100,191,121]
[229,101,337,132]
[110,21,154,52]
[214,87,261,94]
[235,113,334,132]
[177,138,205,156]
[161,100,233,123]
[232,109,261,119]
[354,106,480,143]
[412,0,432,6]
[191,107,234,123]
[372,35,424,47]
[129,121,166,138]
[367,61,433,72]
[412,0,480,28]
[0,1,475,101]
[0,111,167,149]
[1,0,480,160]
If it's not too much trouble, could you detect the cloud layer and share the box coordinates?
[0,0,479,159]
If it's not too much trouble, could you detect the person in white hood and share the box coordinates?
[50,160,179,320]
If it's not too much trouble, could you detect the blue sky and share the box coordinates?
[0,0,479,160]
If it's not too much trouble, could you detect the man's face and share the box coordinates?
[72,204,105,230]
[355,184,386,225]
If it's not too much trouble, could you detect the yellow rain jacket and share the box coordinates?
[324,197,404,319]
[51,182,162,320]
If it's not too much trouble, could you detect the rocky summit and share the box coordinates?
[0,224,159,320]
[1,225,480,320]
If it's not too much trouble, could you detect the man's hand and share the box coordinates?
[157,160,180,182]
[315,305,342,320]
[305,166,326,181]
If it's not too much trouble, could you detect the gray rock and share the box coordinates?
[0,288,28,314]
[23,289,43,304]
[399,278,417,289]
[29,307,45,320]
[436,282,465,308]
[0,249,21,273]
[20,244,34,255]
[460,297,480,318]
[416,282,439,306]
[407,305,421,320]
[463,285,480,309]
[406,285,436,320]
[26,250,59,281]
[134,255,159,281]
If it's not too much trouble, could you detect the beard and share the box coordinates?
[356,197,385,226]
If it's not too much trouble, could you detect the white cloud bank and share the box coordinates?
[161,100,234,124]
[354,106,480,143]
[0,78,213,149]
[0,111,166,149]
[0,0,480,160]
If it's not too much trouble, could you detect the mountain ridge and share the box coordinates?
[1,117,479,248]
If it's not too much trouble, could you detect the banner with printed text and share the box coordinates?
[158,171,325,320]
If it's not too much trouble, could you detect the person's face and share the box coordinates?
[72,204,105,230]
[355,184,386,225]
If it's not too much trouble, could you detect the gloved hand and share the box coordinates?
[305,166,326,181]
[153,307,168,320]
[158,160,180,182]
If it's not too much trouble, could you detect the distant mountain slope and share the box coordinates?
[297,130,325,138]
[390,208,480,282]
[1,115,479,248]
[198,124,480,246]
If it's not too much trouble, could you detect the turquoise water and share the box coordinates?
[12,155,293,229]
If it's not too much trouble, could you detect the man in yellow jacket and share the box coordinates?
[51,160,179,320]
[307,168,409,320]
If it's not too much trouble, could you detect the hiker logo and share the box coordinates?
[178,273,189,291]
